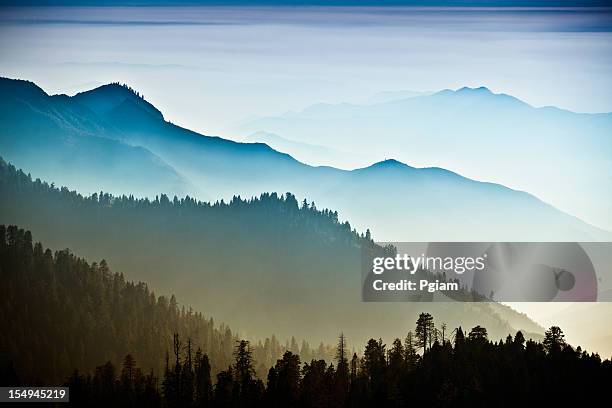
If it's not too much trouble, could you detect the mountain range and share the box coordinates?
[243,131,361,169]
[0,76,609,242]
[5,76,612,352]
[0,156,546,349]
[237,86,612,232]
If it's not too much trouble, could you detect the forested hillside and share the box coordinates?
[0,225,335,384]
[4,225,607,406]
[0,157,545,346]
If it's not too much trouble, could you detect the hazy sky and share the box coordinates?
[1,6,611,139]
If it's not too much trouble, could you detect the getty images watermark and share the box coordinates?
[361,242,612,302]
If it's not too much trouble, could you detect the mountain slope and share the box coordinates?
[0,78,189,198]
[72,83,318,200]
[244,131,360,169]
[319,159,611,241]
[237,86,612,231]
[1,77,609,241]
[0,158,545,349]
[0,223,339,385]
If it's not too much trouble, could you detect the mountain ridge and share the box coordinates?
[74,82,165,120]
[1,76,609,241]
[237,84,612,231]
[0,156,547,349]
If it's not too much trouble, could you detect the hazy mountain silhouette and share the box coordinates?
[1,77,609,241]
[0,78,189,198]
[238,86,612,231]
[244,131,361,169]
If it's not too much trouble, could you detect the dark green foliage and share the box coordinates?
[2,158,611,405]
[0,156,376,344]
[468,325,488,343]
[266,352,301,407]
[0,225,333,387]
[415,312,434,351]
[543,326,565,354]
[0,156,552,349]
[2,226,610,406]
[233,340,264,406]
[150,328,611,408]
[66,356,161,408]
[64,318,612,407]
[0,224,236,384]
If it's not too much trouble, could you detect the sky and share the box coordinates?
[1,6,611,138]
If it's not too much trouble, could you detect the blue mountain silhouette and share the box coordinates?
[1,77,609,241]
[239,85,612,232]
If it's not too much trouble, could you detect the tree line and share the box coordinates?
[64,318,611,407]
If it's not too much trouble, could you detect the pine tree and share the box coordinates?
[121,354,136,391]
[415,313,434,351]
[194,348,212,406]
[543,326,566,354]
[468,326,488,342]
[233,339,255,400]
[514,331,525,349]
[454,326,465,348]
[404,331,418,368]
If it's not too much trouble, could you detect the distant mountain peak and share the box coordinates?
[457,86,492,94]
[377,158,405,165]
[78,82,142,100]
[360,159,464,179]
[432,86,530,108]
[364,158,414,170]
[73,82,164,121]
[94,82,140,95]
[0,76,48,99]
[436,86,494,97]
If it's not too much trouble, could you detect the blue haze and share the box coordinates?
[0,5,611,230]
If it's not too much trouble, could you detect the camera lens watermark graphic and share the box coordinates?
[362,242,610,302]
